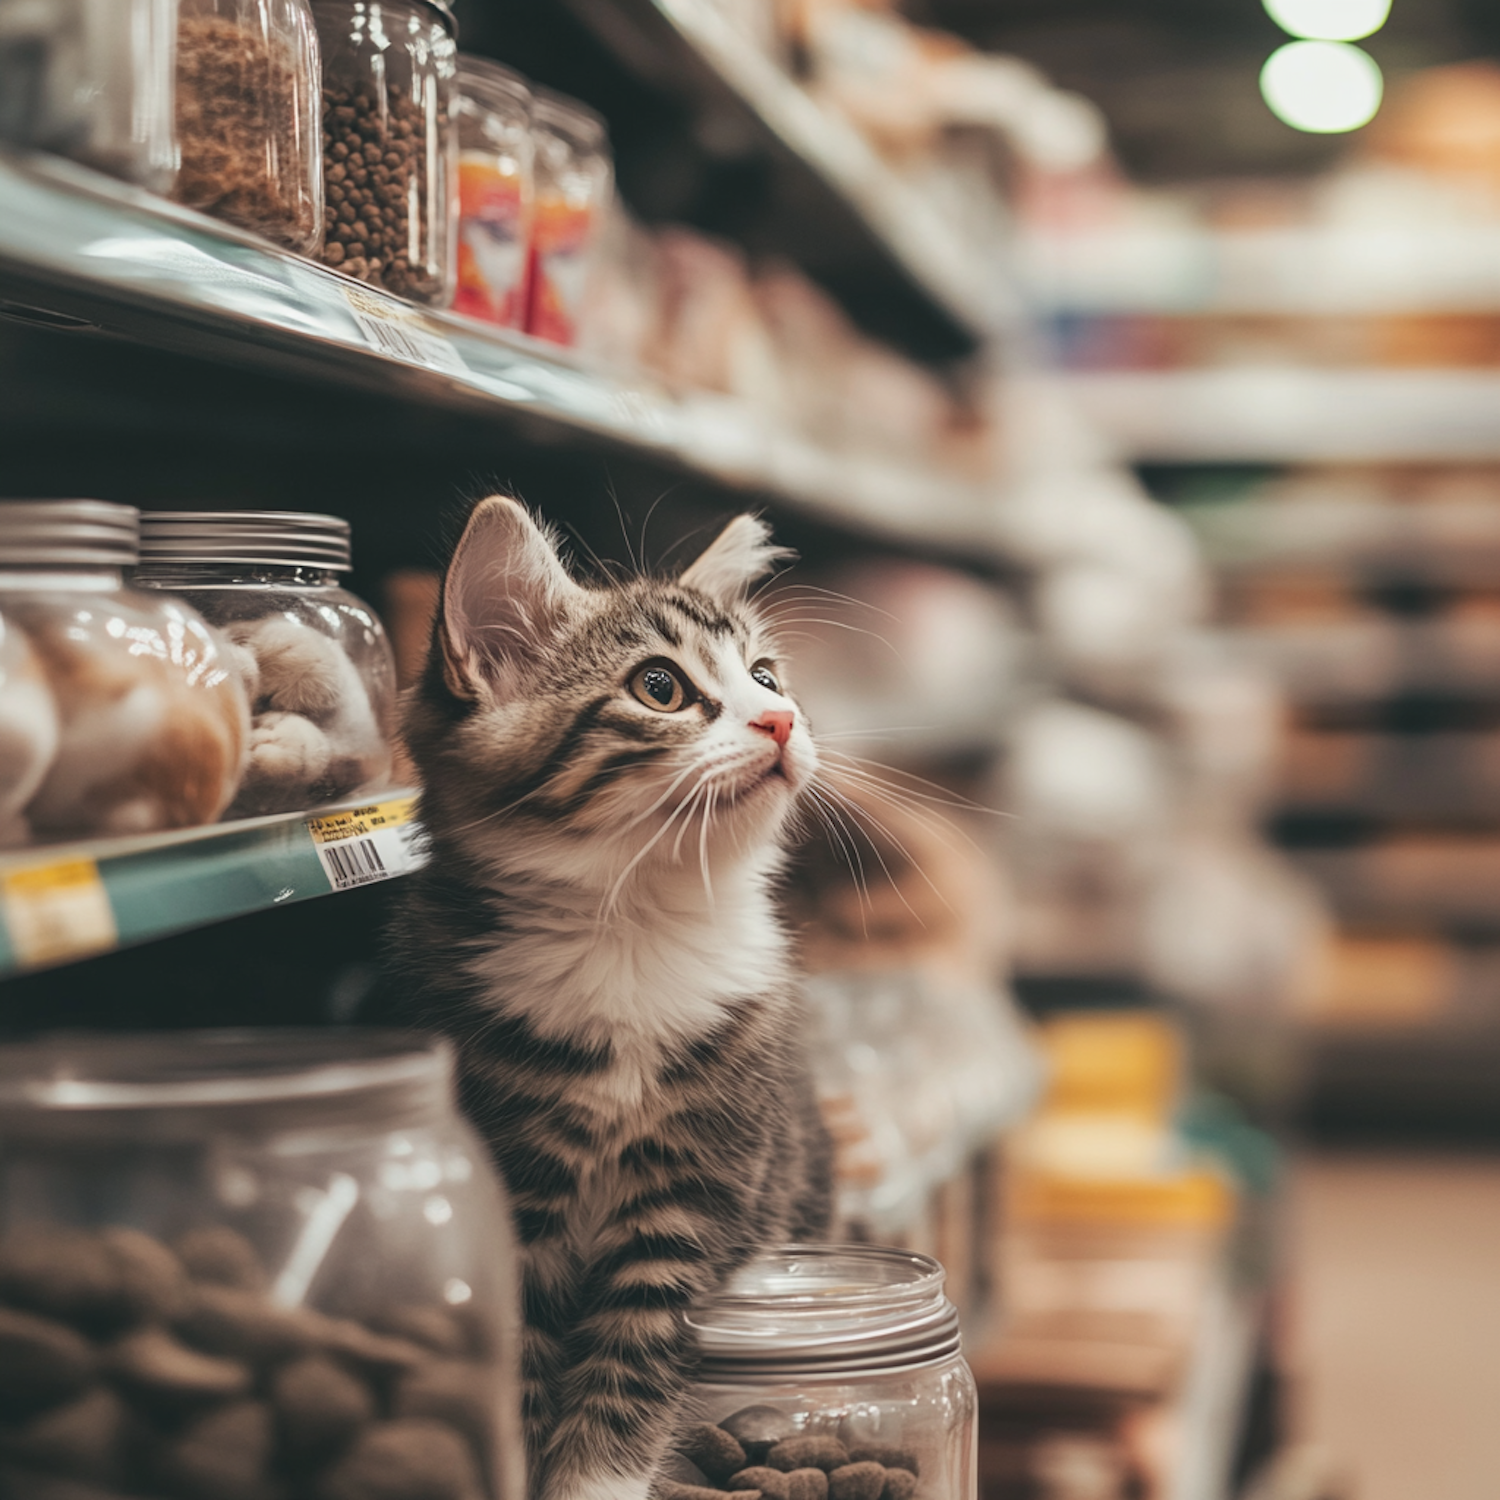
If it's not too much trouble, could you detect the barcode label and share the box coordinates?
[307,795,427,893]
[339,286,468,376]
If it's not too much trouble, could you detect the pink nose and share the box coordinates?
[752,709,794,748]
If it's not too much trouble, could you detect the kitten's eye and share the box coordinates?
[630,662,691,712]
[750,661,781,694]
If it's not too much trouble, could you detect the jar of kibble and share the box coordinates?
[312,0,459,303]
[171,0,325,252]
[668,1247,976,1500]
[452,56,533,329]
[0,501,248,846]
[0,1029,525,1500]
[135,510,397,818]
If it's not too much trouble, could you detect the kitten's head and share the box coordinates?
[406,497,816,889]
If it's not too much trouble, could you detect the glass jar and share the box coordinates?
[0,0,178,191]
[135,510,397,819]
[452,56,533,329]
[170,0,325,252]
[0,1028,525,1500]
[674,1246,977,1500]
[525,89,611,346]
[0,501,248,845]
[312,0,459,303]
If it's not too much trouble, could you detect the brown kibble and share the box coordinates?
[175,1226,266,1292]
[0,1386,132,1484]
[662,1453,712,1487]
[768,1438,849,1474]
[315,1418,484,1500]
[108,1324,251,1406]
[394,1359,496,1460]
[103,1226,190,1324]
[272,1354,375,1468]
[321,1318,426,1376]
[828,1463,886,1500]
[731,1468,791,1500]
[371,1305,468,1357]
[158,1398,278,1500]
[174,1284,320,1366]
[848,1446,919,1477]
[681,1422,748,1484]
[325,242,346,265]
[659,1487,737,1500]
[721,1407,799,1465]
[785,1469,830,1500]
[0,1225,125,1332]
[0,1304,96,1415]
[880,1470,917,1500]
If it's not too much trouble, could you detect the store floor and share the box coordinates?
[1284,1152,1500,1500]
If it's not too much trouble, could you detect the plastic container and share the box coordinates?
[0,501,248,845]
[0,1028,524,1500]
[170,0,324,252]
[674,1245,977,1500]
[0,0,178,191]
[135,510,396,818]
[312,0,459,302]
[453,56,533,328]
[525,89,611,345]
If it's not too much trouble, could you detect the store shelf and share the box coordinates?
[0,793,423,977]
[0,150,1005,567]
[1046,369,1500,462]
[513,0,1004,360]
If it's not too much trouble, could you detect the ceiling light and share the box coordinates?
[1260,41,1384,133]
[1263,0,1392,41]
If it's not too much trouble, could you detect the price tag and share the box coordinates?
[306,796,427,893]
[339,284,468,376]
[1,859,117,969]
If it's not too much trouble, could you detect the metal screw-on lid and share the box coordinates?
[686,1245,963,1380]
[0,501,139,567]
[138,511,352,571]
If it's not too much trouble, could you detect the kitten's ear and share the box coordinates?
[439,496,585,701]
[679,514,792,604]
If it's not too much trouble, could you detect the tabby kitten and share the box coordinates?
[390,497,833,1500]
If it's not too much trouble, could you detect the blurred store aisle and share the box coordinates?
[1285,1154,1500,1500]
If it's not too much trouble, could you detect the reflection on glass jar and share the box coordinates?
[0,1029,524,1500]
[135,511,396,818]
[0,501,249,846]
[171,0,325,251]
[312,0,459,304]
[453,56,533,329]
[675,1246,977,1500]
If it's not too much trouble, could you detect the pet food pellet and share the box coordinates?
[394,1359,496,1461]
[272,1354,376,1467]
[730,1466,791,1500]
[0,1304,97,1414]
[767,1438,849,1474]
[720,1405,799,1464]
[374,1304,470,1357]
[108,1325,251,1406]
[315,1417,485,1500]
[175,1225,268,1292]
[0,1387,130,1484]
[174,1283,321,1366]
[828,1463,886,1500]
[681,1422,749,1483]
[662,1452,713,1488]
[157,1398,278,1500]
[880,1470,917,1500]
[321,1316,428,1375]
[848,1445,919,1477]
[0,1224,130,1333]
[101,1226,190,1325]
[784,1468,830,1500]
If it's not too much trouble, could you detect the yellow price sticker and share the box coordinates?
[1,858,117,969]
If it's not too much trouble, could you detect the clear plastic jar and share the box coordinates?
[525,90,611,346]
[170,0,325,252]
[135,511,396,819]
[452,56,533,329]
[312,0,459,302]
[0,1029,524,1500]
[0,0,178,191]
[0,501,248,845]
[672,1246,977,1500]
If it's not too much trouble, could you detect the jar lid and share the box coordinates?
[686,1245,963,1379]
[138,511,352,571]
[0,501,139,567]
[531,88,608,149]
[460,54,532,111]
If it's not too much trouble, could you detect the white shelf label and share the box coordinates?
[339,285,468,376]
[307,796,427,893]
[1,858,118,969]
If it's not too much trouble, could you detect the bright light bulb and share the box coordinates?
[1260,41,1383,133]
[1263,0,1391,41]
